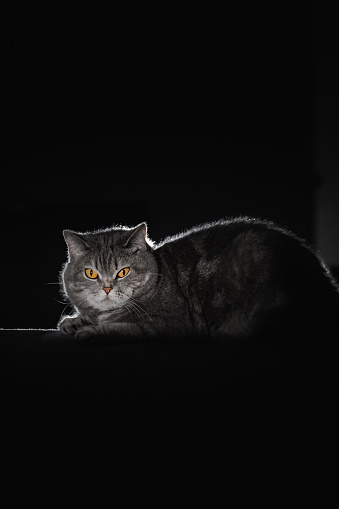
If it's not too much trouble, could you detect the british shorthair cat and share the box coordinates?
[59,217,339,344]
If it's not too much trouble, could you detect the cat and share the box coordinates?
[59,217,339,345]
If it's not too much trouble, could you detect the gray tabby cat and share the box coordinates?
[59,218,339,344]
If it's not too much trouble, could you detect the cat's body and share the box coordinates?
[59,218,339,344]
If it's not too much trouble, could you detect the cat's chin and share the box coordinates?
[92,297,122,311]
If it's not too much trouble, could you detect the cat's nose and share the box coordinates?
[103,287,112,295]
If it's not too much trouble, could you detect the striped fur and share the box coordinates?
[58,218,339,344]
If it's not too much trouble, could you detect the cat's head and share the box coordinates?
[61,223,158,315]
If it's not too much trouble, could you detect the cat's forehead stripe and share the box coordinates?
[88,231,127,272]
[94,249,115,273]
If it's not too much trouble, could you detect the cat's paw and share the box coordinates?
[74,325,99,345]
[59,317,83,335]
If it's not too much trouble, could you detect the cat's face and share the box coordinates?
[61,224,157,315]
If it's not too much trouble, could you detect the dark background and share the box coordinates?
[2,0,338,329]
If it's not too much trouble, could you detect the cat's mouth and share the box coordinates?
[92,294,123,311]
[99,294,114,305]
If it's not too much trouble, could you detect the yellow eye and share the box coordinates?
[85,268,98,279]
[117,267,130,279]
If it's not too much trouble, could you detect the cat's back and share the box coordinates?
[155,218,281,291]
[156,216,338,299]
[156,217,339,340]
[156,217,283,256]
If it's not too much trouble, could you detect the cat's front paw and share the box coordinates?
[59,316,84,335]
[74,325,99,345]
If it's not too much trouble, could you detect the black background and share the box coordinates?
[2,1,338,329]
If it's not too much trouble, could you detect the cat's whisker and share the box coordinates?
[128,296,153,322]
[123,302,136,320]
[45,282,60,285]
[125,299,147,323]
[107,305,125,314]
[129,295,151,311]
[122,301,135,318]
[126,301,145,322]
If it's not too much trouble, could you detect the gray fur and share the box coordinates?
[59,217,339,344]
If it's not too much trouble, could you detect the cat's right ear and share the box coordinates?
[63,230,89,259]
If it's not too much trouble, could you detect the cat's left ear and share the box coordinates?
[63,230,89,259]
[123,223,148,251]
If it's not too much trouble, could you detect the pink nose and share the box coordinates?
[103,287,112,295]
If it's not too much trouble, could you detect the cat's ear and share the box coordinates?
[123,223,148,251]
[63,230,89,259]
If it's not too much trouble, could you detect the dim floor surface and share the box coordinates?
[1,328,339,463]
